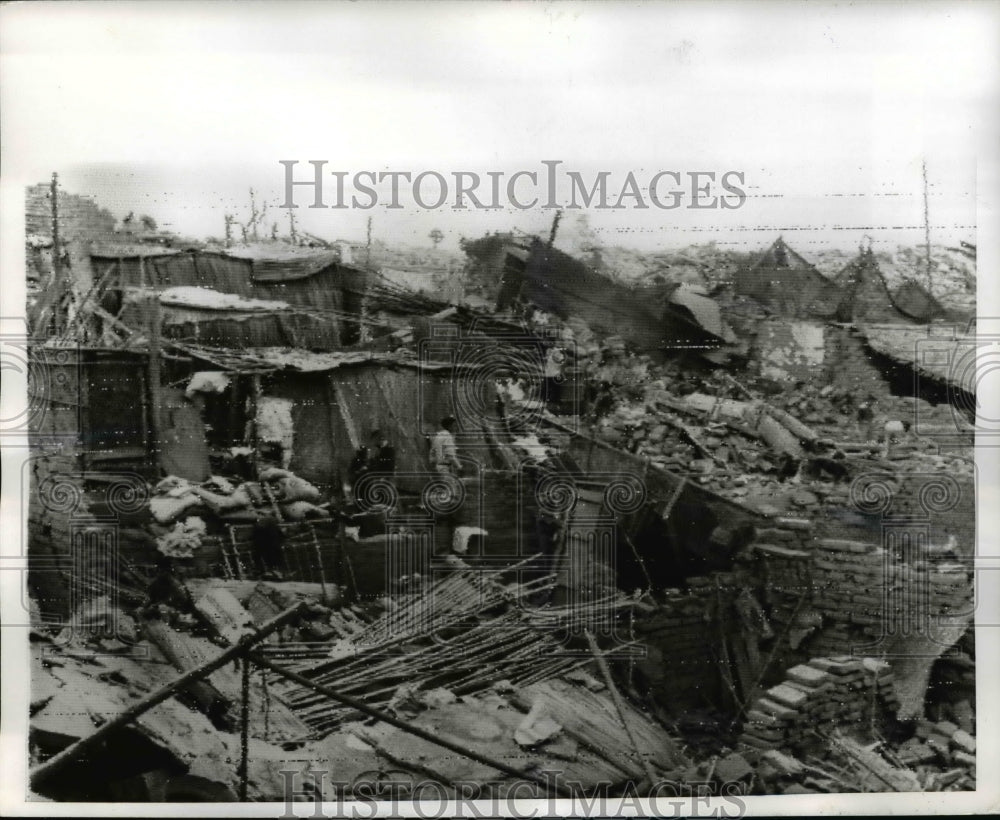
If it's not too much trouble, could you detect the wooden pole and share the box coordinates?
[307,522,329,604]
[146,295,164,474]
[59,261,117,342]
[365,215,373,269]
[238,657,251,801]
[584,629,660,785]
[922,160,933,292]
[29,602,306,789]
[50,172,63,335]
[248,653,577,797]
[250,374,262,480]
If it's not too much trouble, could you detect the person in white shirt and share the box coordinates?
[430,416,461,475]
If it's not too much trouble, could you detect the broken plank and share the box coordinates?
[194,587,257,645]
[142,619,310,742]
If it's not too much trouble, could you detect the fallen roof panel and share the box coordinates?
[219,243,343,282]
[861,323,976,394]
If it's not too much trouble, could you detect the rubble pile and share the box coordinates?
[734,655,976,794]
[577,340,974,519]
[23,200,980,802]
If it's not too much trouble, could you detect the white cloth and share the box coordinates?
[430,429,459,470]
[452,526,488,554]
[185,371,231,398]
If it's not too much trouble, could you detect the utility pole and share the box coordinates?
[146,295,164,475]
[365,215,373,269]
[50,172,60,264]
[922,160,933,292]
[50,172,63,334]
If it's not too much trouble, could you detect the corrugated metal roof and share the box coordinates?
[90,243,183,258]
[668,285,729,339]
[221,243,342,282]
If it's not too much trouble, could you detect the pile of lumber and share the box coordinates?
[271,566,638,736]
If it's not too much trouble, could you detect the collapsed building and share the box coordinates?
[23,184,977,802]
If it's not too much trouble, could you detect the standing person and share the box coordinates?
[430,416,462,475]
[368,430,397,475]
[543,344,566,411]
[348,429,397,489]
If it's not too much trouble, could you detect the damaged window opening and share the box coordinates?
[22,179,979,803]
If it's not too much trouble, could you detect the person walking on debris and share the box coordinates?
[430,416,462,476]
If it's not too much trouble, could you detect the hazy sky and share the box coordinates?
[2,1,997,254]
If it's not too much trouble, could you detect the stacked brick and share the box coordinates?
[739,656,897,752]
[809,538,889,653]
[897,717,977,777]
[752,525,974,663]
[633,570,750,710]
[861,657,901,712]
[752,518,816,646]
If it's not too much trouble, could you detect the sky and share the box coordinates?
[1,1,997,257]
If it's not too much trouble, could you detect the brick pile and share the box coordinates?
[897,717,977,777]
[752,526,974,662]
[738,656,897,752]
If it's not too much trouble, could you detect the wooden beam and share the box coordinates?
[146,296,164,474]
[29,602,306,789]
[248,654,577,797]
[584,630,660,785]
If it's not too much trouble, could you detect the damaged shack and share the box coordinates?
[23,182,978,802]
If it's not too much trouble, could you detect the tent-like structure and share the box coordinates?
[736,237,841,318]
[835,246,945,324]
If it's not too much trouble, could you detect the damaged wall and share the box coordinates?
[822,325,894,394]
[117,302,343,350]
[94,252,369,348]
[752,520,974,718]
[755,319,826,382]
[263,363,505,487]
